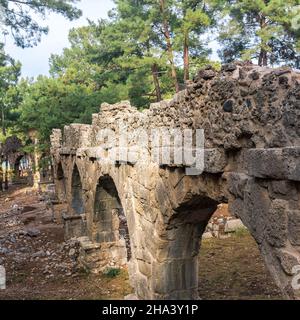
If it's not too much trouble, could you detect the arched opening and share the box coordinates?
[152,195,219,299]
[13,154,31,183]
[71,164,84,215]
[93,175,131,261]
[56,162,66,202]
[39,154,53,183]
[14,156,22,179]
[155,193,281,299]
[198,204,282,299]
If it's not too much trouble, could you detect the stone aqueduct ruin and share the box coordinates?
[50,62,300,300]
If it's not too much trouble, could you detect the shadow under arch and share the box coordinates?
[14,155,23,178]
[56,162,66,202]
[158,190,283,300]
[93,174,131,262]
[71,163,84,215]
[153,194,220,299]
[198,203,282,300]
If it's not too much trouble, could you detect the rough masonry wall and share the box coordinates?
[51,62,300,300]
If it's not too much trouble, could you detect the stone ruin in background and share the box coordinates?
[50,62,300,299]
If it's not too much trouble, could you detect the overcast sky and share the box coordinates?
[4,0,115,78]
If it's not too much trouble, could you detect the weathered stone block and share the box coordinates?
[283,147,300,182]
[151,258,197,294]
[63,213,87,240]
[288,210,300,246]
[243,179,271,244]
[224,219,246,233]
[137,259,151,277]
[204,149,227,173]
[227,172,249,199]
[245,148,285,179]
[266,199,288,248]
[134,273,151,299]
[269,180,298,200]
[276,249,300,275]
[228,198,244,220]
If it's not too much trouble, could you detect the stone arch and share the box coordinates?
[50,63,300,300]
[92,174,131,262]
[11,153,31,183]
[152,190,221,299]
[13,154,25,178]
[71,163,84,215]
[150,168,300,300]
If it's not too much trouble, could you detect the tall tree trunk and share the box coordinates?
[33,137,40,190]
[183,33,189,83]
[151,63,162,102]
[258,48,268,66]
[159,0,180,93]
[258,14,268,67]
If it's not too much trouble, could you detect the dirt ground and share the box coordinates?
[0,186,283,300]
[199,230,283,300]
[0,185,133,300]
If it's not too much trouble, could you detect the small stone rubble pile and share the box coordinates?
[203,216,246,239]
[0,187,81,286]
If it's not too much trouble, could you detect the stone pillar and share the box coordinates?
[28,131,41,190]
[149,221,208,299]
[227,147,300,299]
[33,143,40,189]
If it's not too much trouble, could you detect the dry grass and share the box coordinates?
[198,231,283,300]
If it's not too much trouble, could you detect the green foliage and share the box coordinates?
[49,0,214,106]
[17,76,102,144]
[212,0,300,67]
[172,0,212,53]
[0,0,82,48]
[0,45,21,136]
[2,0,298,152]
[103,267,121,278]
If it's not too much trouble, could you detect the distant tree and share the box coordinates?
[16,76,102,143]
[212,0,300,67]
[0,135,22,190]
[0,44,21,136]
[173,0,211,82]
[50,18,168,106]
[108,0,171,101]
[0,0,82,47]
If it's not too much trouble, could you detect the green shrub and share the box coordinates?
[103,267,121,278]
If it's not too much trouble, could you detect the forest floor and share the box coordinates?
[198,230,283,300]
[0,185,132,300]
[0,185,283,300]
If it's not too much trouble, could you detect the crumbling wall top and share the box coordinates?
[52,62,300,152]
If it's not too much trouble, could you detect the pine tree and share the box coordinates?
[213,0,300,67]
[0,0,81,47]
